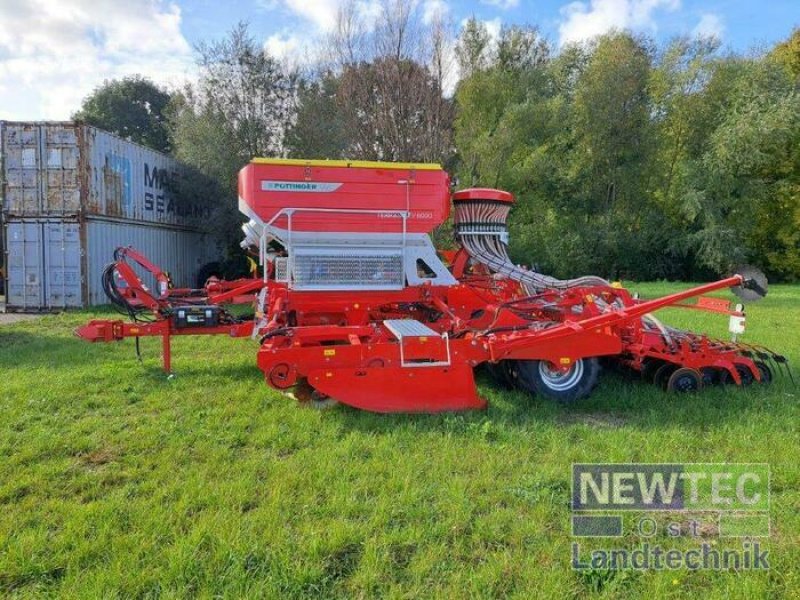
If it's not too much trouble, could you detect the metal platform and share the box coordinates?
[383,319,450,367]
[383,319,439,340]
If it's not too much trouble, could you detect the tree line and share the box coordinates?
[74,3,800,282]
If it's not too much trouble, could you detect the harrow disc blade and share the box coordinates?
[730,265,768,303]
[306,364,486,413]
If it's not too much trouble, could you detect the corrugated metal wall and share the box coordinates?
[1,121,208,227]
[5,219,82,310]
[84,219,215,305]
[1,122,81,215]
[84,128,206,227]
[1,121,220,311]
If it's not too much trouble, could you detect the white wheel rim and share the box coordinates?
[538,359,584,392]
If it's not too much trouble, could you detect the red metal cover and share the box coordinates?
[239,159,451,234]
[452,188,515,203]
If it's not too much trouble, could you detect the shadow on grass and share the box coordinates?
[2,327,793,437]
[325,366,795,436]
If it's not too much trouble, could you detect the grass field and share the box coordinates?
[0,282,798,598]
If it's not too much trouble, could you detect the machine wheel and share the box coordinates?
[516,358,600,403]
[736,364,755,386]
[500,360,520,388]
[308,390,339,410]
[641,359,663,382]
[653,363,677,389]
[754,361,773,384]
[667,368,703,393]
[700,367,720,387]
[294,382,339,410]
[486,360,519,389]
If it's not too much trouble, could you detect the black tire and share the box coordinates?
[754,361,773,384]
[653,363,677,389]
[516,358,600,403]
[700,367,720,387]
[486,360,520,389]
[499,360,521,389]
[736,364,755,386]
[667,368,703,393]
[196,261,223,288]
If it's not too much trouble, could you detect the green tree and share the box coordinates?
[769,26,800,79]
[286,74,349,159]
[170,22,298,252]
[73,76,172,153]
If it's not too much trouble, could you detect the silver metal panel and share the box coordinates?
[6,218,82,310]
[43,221,82,308]
[85,127,194,226]
[85,218,216,305]
[1,122,81,215]
[6,220,44,309]
[274,257,288,282]
[291,248,404,290]
[383,319,439,339]
[1,122,208,228]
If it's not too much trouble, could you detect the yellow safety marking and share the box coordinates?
[251,157,442,171]
[324,349,336,357]
[560,357,572,365]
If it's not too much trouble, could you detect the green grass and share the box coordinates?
[0,282,798,598]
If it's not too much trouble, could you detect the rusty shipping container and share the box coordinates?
[1,121,219,311]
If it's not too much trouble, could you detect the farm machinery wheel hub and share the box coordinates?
[75,158,788,412]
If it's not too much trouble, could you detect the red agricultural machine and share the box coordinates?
[76,158,787,412]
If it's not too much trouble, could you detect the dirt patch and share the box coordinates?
[77,448,116,468]
[560,412,628,428]
[0,313,43,325]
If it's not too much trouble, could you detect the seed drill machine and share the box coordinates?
[76,159,786,412]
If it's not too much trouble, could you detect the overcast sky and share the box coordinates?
[0,0,796,121]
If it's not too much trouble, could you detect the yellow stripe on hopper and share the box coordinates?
[250,157,443,171]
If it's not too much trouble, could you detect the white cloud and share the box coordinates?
[265,32,304,60]
[558,0,680,46]
[692,13,724,39]
[422,0,450,25]
[481,0,520,9]
[0,0,193,120]
[280,0,342,32]
[483,17,504,42]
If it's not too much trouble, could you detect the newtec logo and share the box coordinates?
[572,464,769,511]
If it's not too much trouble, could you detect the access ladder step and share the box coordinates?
[382,319,450,367]
[383,319,439,340]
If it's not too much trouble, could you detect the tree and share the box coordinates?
[769,27,800,80]
[315,0,455,163]
[73,76,172,152]
[170,22,298,251]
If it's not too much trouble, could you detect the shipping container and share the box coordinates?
[1,121,220,311]
[3,216,216,310]
[0,121,207,226]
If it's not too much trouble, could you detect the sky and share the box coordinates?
[0,0,796,121]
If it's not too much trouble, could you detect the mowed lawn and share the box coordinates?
[0,282,798,598]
